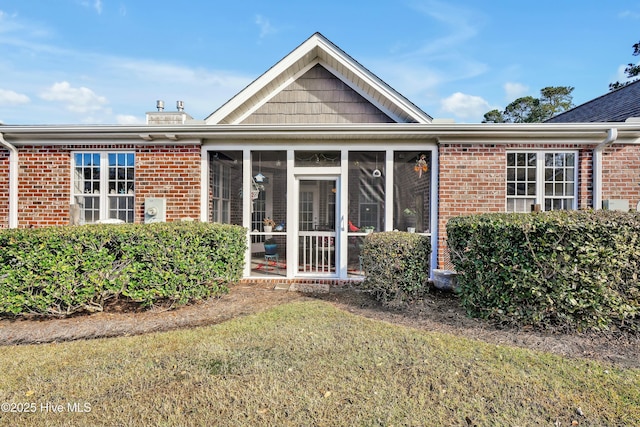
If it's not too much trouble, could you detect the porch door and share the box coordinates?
[297,178,338,275]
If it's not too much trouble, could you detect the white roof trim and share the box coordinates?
[205,33,432,125]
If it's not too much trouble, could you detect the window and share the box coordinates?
[211,160,231,223]
[73,152,135,223]
[507,152,576,212]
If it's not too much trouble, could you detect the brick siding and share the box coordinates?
[0,144,200,228]
[602,144,640,205]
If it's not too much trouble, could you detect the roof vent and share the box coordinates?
[156,100,165,111]
[177,100,184,112]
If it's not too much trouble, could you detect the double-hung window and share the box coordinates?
[73,152,135,224]
[211,160,231,223]
[507,151,577,212]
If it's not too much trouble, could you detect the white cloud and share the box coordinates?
[78,0,102,14]
[255,15,276,39]
[40,81,108,113]
[0,88,30,105]
[116,114,145,125]
[404,1,482,58]
[619,10,640,19]
[440,92,490,120]
[504,82,529,100]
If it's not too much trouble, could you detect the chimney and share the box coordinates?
[146,100,193,125]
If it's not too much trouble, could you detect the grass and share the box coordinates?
[0,300,638,426]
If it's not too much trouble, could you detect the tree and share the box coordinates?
[609,40,640,90]
[482,109,505,123]
[482,86,574,123]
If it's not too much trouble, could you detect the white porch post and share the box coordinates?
[286,150,295,279]
[430,147,439,278]
[243,149,252,278]
[199,147,209,223]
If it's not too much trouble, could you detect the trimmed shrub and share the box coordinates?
[447,211,640,332]
[0,222,246,316]
[360,232,431,306]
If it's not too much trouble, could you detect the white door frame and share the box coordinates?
[292,173,341,277]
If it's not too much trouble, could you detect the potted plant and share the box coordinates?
[403,208,417,232]
[264,238,278,255]
[263,217,276,233]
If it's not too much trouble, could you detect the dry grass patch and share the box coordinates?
[0,301,638,426]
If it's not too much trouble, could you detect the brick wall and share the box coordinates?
[437,144,506,268]
[17,146,71,227]
[0,150,8,228]
[437,143,600,268]
[602,144,640,206]
[0,144,200,228]
[135,145,201,222]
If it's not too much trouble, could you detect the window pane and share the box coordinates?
[545,183,553,196]
[393,152,430,233]
[507,153,515,167]
[565,183,574,195]
[517,183,525,195]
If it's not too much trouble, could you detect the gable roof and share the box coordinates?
[205,32,432,125]
[547,79,640,123]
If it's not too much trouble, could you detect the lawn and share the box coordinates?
[0,301,638,426]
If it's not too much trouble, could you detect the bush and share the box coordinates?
[0,222,246,316]
[360,232,431,306]
[447,211,640,332]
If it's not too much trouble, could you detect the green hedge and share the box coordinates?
[447,211,640,331]
[0,222,246,316]
[360,232,431,306]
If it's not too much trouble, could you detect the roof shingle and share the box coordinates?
[547,80,640,123]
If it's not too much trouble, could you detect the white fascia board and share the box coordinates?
[204,33,433,125]
[314,37,432,124]
[205,37,322,124]
[231,60,321,125]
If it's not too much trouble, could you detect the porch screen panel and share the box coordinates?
[393,152,431,233]
[209,151,243,225]
[348,152,385,274]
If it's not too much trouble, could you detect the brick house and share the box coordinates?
[2,33,640,282]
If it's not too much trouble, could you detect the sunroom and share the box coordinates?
[202,143,437,280]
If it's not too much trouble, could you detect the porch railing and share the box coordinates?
[298,231,335,274]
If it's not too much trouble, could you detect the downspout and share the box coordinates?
[593,128,618,210]
[0,132,18,228]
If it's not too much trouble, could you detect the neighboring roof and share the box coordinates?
[205,32,432,125]
[547,79,640,123]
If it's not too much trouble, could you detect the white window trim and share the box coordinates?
[70,151,135,223]
[506,150,579,212]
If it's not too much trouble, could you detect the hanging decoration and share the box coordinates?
[414,154,428,178]
[372,154,381,178]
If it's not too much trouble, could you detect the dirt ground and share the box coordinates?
[0,282,638,369]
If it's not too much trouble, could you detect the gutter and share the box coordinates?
[0,132,18,228]
[593,128,618,210]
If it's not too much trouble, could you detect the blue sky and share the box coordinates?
[0,0,639,125]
